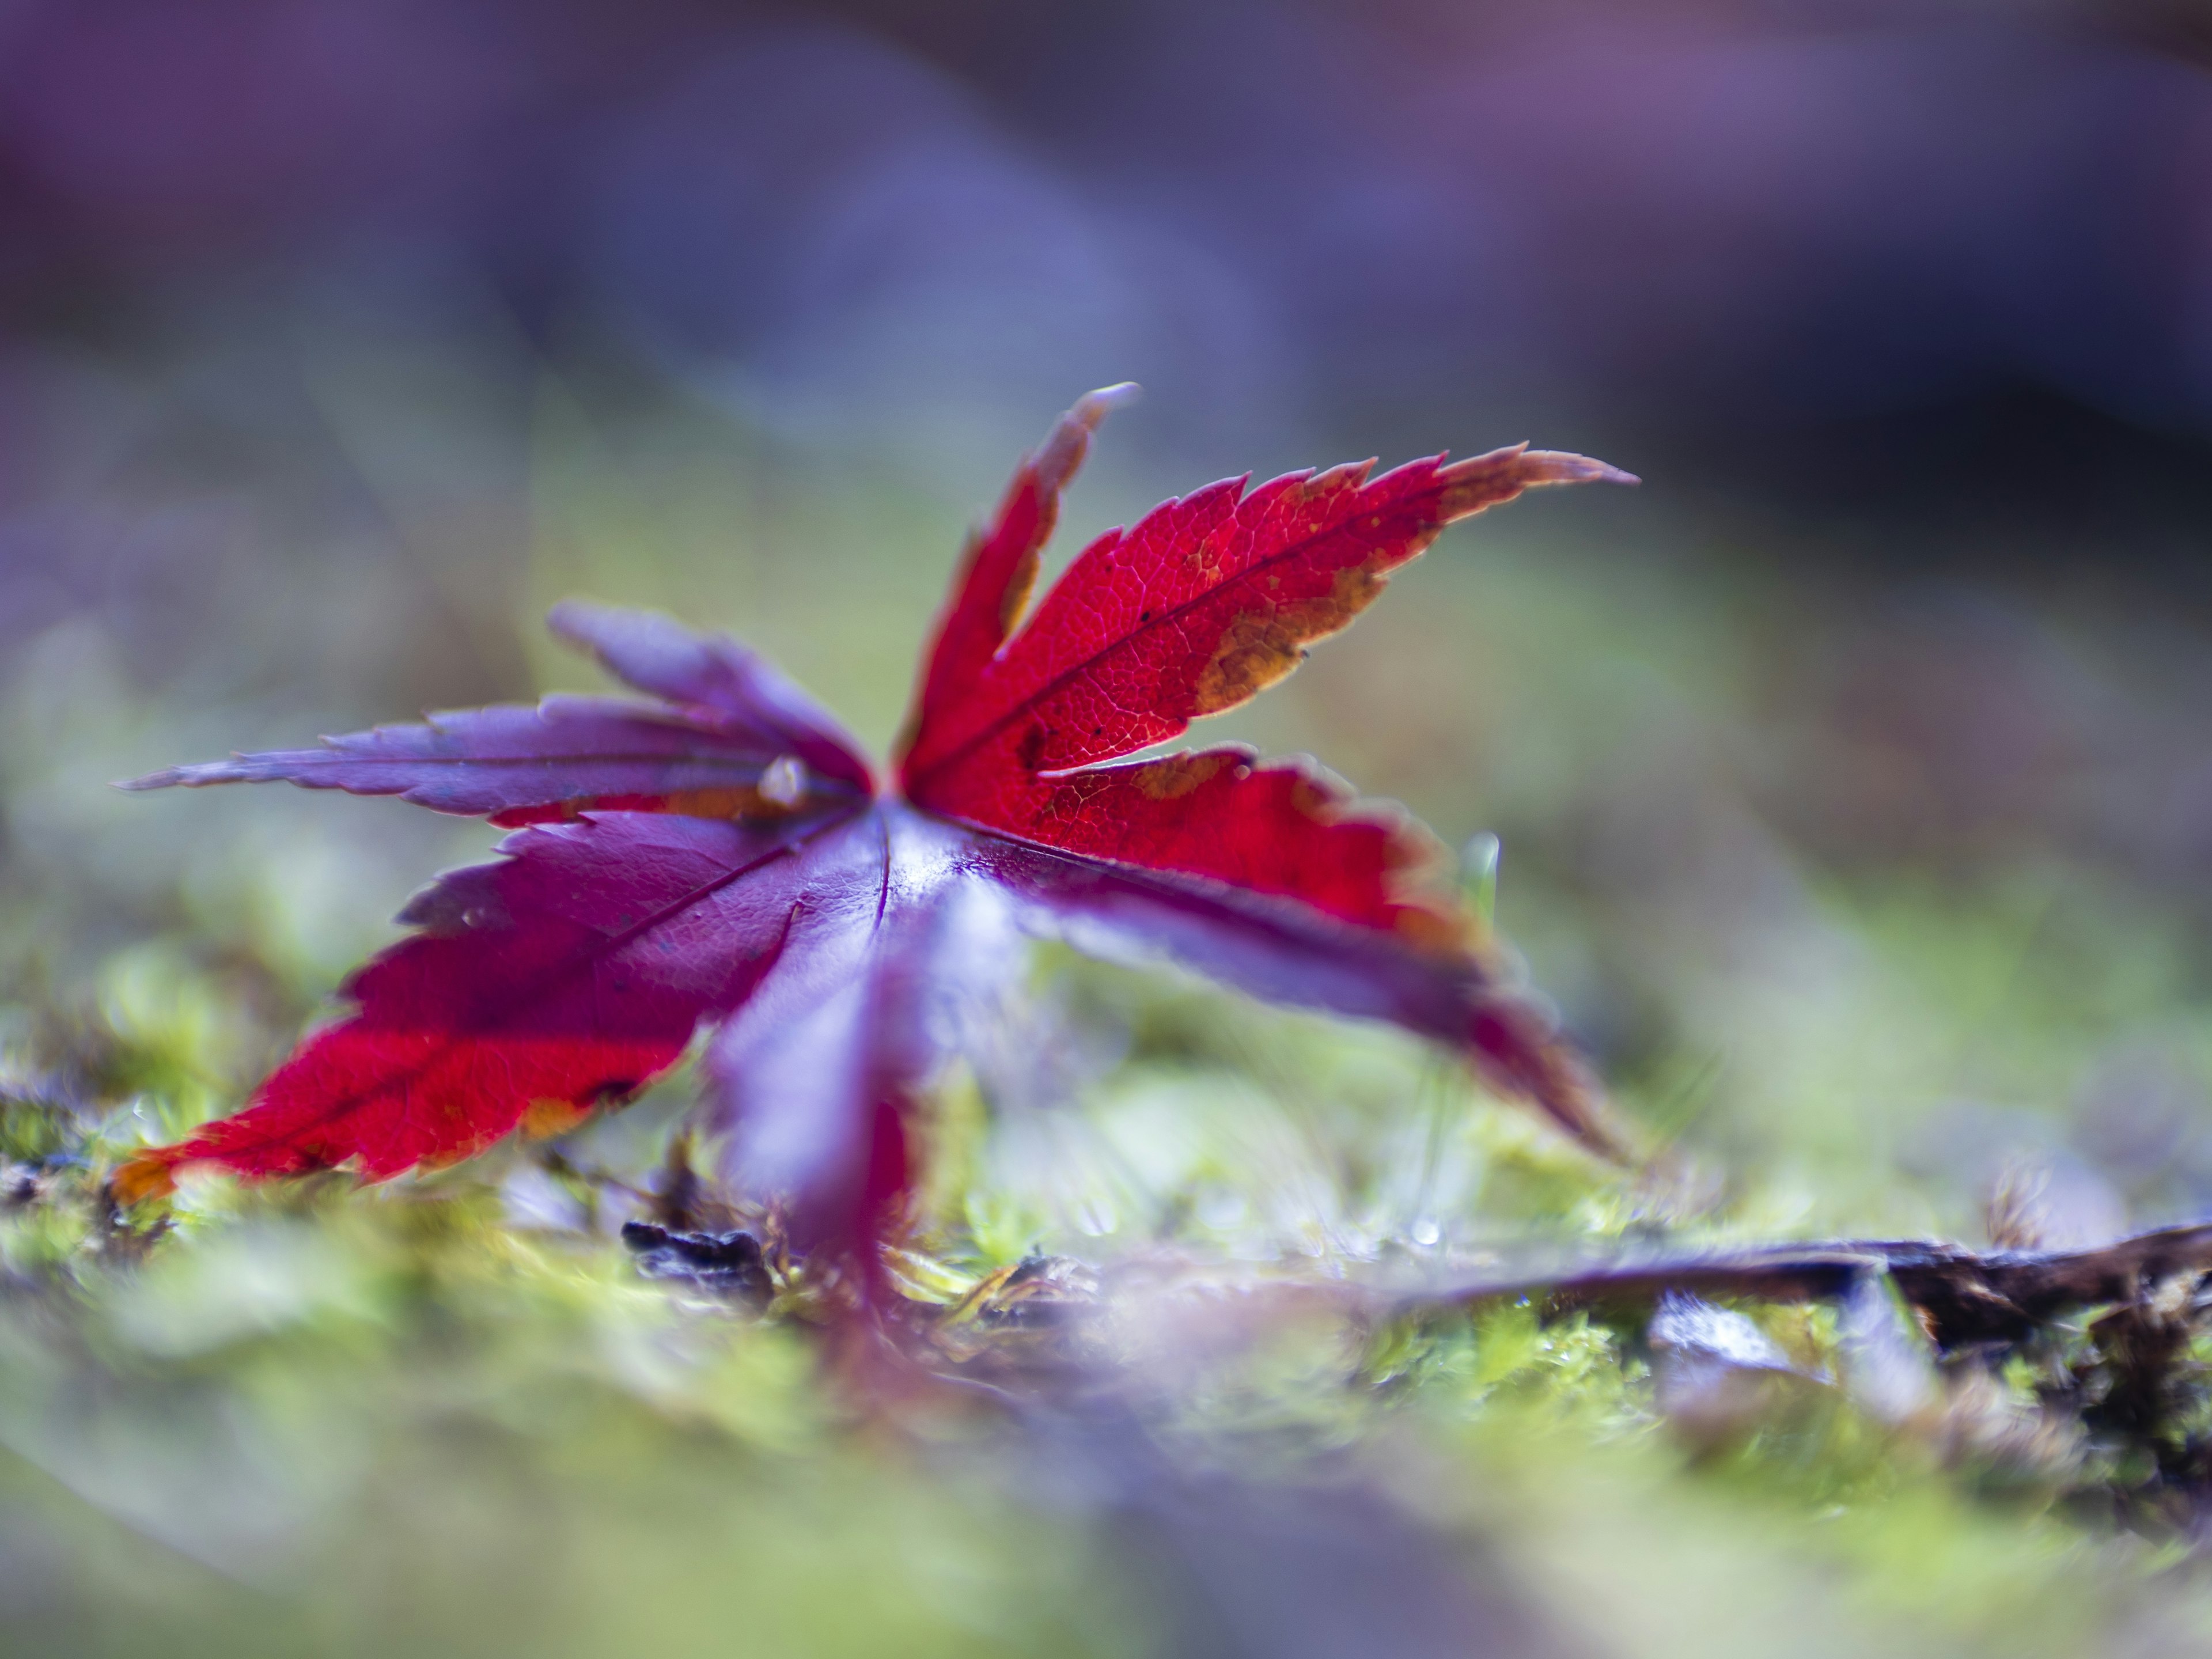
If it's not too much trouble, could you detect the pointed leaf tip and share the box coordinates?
[116,760,236,791]
[111,1148,181,1205]
[1032,383,1139,494]
[1521,448,1639,487]
[1073,381,1141,421]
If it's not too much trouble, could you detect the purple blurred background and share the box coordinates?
[5,0,2206,545]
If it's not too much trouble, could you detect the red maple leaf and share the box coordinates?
[114,389,1636,1256]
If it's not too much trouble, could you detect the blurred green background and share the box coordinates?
[6,2,2212,1654]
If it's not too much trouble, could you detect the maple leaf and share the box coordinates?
[113,389,1637,1259]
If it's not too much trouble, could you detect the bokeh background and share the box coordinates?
[5,2,2212,1655]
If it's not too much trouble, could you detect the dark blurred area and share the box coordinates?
[4,0,2210,480]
